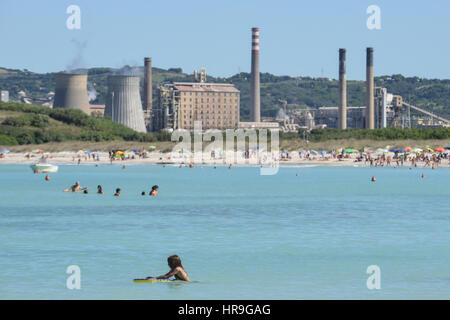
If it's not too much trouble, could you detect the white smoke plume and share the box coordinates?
[87,81,97,102]
[277,108,289,120]
[114,65,143,76]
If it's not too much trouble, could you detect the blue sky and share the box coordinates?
[0,0,449,80]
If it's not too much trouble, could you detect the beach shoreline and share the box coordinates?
[1,151,449,168]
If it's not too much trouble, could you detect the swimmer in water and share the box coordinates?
[83,189,88,194]
[141,191,146,196]
[114,188,121,196]
[149,185,159,196]
[97,185,104,194]
[64,181,87,193]
[146,255,191,282]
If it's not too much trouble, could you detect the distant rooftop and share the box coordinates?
[172,82,239,93]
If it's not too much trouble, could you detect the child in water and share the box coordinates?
[146,255,191,282]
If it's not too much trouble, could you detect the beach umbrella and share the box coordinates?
[319,150,327,156]
[344,148,358,153]
[86,151,93,154]
[148,146,156,150]
[32,149,43,153]
[426,147,434,152]
[404,147,412,152]
[389,148,400,153]
[115,151,124,155]
[310,150,318,155]
[434,147,445,152]
[0,149,9,153]
[444,147,450,150]
[413,148,423,152]
[132,148,140,152]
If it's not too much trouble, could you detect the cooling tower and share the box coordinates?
[366,47,375,129]
[53,73,90,114]
[144,57,152,111]
[250,27,261,122]
[338,48,347,130]
[105,75,147,133]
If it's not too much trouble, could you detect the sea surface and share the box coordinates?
[0,164,449,299]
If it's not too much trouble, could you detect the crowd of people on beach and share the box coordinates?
[362,151,448,169]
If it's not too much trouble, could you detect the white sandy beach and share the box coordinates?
[1,150,448,168]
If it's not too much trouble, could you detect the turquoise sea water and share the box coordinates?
[0,164,449,299]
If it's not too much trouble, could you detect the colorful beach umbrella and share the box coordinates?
[32,149,43,153]
[434,147,445,152]
[344,148,358,153]
[404,147,412,152]
[1,149,9,153]
[426,148,434,152]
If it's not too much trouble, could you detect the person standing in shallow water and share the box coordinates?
[97,185,104,194]
[64,181,87,193]
[149,185,159,196]
[146,255,191,282]
[114,188,121,196]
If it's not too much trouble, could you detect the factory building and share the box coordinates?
[154,78,240,131]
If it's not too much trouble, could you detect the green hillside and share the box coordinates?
[1,67,449,121]
[0,102,169,146]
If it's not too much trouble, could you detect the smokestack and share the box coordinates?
[250,27,261,122]
[53,73,90,114]
[144,57,152,111]
[366,47,375,129]
[338,48,347,130]
[105,75,147,133]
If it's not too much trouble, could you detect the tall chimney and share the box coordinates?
[144,57,152,111]
[338,48,347,130]
[250,27,261,122]
[366,47,375,129]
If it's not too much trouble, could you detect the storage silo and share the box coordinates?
[53,73,90,113]
[105,75,147,133]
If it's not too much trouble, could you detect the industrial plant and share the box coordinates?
[2,27,449,133]
[278,47,450,132]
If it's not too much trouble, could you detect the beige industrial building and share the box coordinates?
[154,80,240,131]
